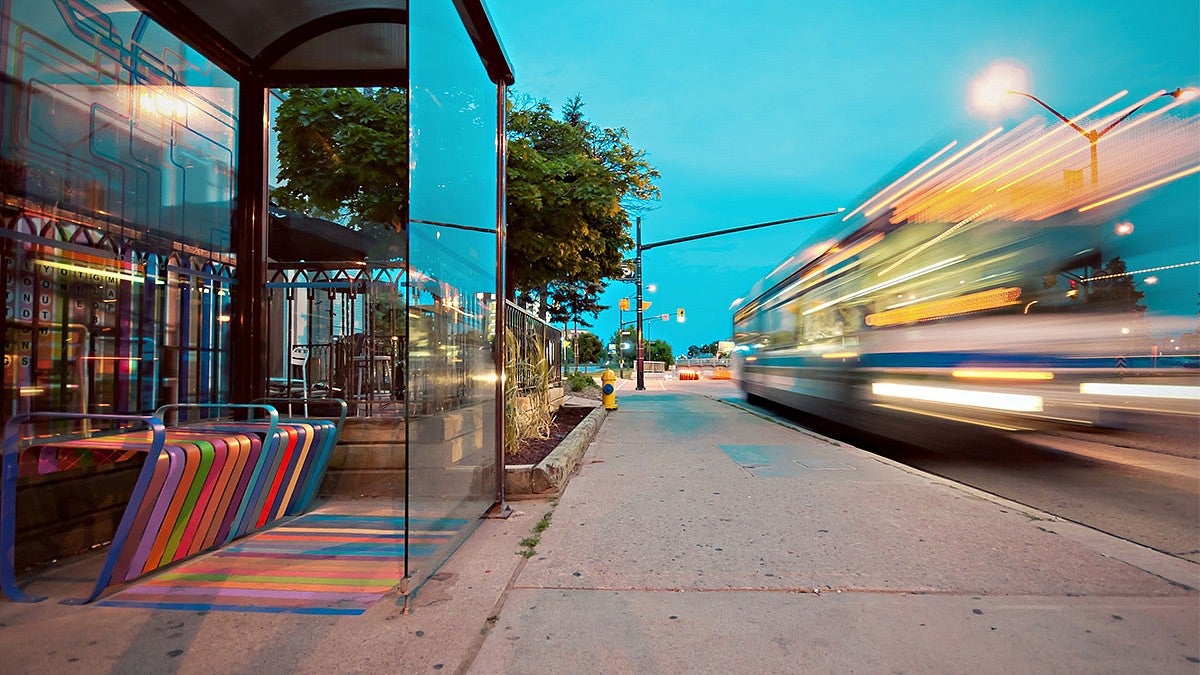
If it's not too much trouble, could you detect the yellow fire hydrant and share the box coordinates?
[601,368,618,410]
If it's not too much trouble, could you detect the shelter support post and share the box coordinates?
[232,78,270,404]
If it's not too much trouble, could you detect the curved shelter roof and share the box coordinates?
[128,0,513,86]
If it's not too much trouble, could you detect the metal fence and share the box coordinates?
[504,301,563,392]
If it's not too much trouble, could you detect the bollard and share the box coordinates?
[601,369,618,410]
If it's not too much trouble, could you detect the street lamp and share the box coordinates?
[628,208,843,390]
[1005,87,1195,186]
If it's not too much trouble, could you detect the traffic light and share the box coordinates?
[677,308,686,322]
[619,298,630,311]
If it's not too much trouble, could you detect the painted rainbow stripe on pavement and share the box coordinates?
[10,418,339,598]
[97,513,469,615]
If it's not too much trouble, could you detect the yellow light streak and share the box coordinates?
[842,140,958,222]
[1078,165,1200,212]
[886,289,954,310]
[772,234,885,303]
[872,382,1044,412]
[1003,95,1190,195]
[970,91,1136,194]
[1080,382,1200,401]
[19,387,45,396]
[820,352,858,359]
[952,370,1054,381]
[865,286,1021,327]
[948,90,1129,194]
[866,128,1004,217]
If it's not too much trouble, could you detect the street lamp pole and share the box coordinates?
[1009,88,1194,187]
[632,208,843,388]
[636,217,646,390]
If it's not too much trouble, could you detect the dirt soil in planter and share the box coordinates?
[508,405,594,466]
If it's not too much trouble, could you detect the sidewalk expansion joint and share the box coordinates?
[509,584,968,596]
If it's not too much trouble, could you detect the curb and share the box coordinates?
[505,405,607,497]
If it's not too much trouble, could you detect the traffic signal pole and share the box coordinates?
[636,217,646,390]
[633,209,843,389]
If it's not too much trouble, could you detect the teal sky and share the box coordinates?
[490,1,1200,352]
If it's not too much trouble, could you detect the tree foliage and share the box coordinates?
[646,339,674,366]
[529,282,604,327]
[506,95,659,302]
[1086,257,1146,314]
[270,88,659,326]
[271,88,408,230]
[574,332,604,364]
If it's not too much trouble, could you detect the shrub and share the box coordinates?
[566,371,598,392]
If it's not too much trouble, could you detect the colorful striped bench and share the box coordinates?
[1,401,345,604]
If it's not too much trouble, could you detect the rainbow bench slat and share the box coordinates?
[1,402,345,604]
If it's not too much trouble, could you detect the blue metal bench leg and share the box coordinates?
[1,449,43,603]
[62,445,166,605]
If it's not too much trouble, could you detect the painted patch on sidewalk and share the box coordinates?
[719,445,854,477]
[97,511,469,615]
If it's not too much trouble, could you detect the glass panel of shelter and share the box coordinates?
[406,0,501,595]
[2,0,507,610]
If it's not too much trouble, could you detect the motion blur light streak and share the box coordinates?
[974,91,1133,194]
[874,404,1032,432]
[1002,95,1193,196]
[865,286,1021,327]
[802,255,965,316]
[878,204,993,276]
[1078,165,1200,212]
[871,382,1045,412]
[843,140,958,222]
[1080,383,1200,400]
[865,128,1004,217]
[1079,260,1200,282]
[769,234,886,305]
[952,370,1054,381]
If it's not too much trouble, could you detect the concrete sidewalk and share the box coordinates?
[470,390,1199,673]
[2,389,1197,673]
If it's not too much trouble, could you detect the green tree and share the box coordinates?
[271,88,408,230]
[1086,257,1147,314]
[574,332,603,364]
[646,339,674,366]
[506,95,659,298]
[272,89,659,306]
[531,281,605,327]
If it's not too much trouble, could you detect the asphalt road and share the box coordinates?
[651,377,1200,565]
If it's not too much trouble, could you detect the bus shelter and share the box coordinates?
[1,0,512,610]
